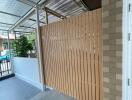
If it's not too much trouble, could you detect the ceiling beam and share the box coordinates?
[17,0,37,6]
[0,28,8,32]
[0,10,45,24]
[17,0,48,7]
[18,0,65,19]
[0,22,12,26]
[9,0,47,31]
[43,7,66,19]
[0,28,32,33]
[73,0,89,11]
[19,25,35,29]
[80,0,89,10]
[14,30,33,33]
[9,8,35,30]
[0,22,35,29]
[0,11,20,17]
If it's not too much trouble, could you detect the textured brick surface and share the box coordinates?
[102,0,123,100]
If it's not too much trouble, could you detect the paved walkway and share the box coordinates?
[30,90,75,100]
[0,77,41,100]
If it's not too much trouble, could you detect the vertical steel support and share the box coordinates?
[45,11,48,24]
[13,31,17,57]
[36,5,46,91]
[7,31,11,58]
[14,31,17,40]
[7,31,13,74]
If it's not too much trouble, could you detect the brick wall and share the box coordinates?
[102,0,123,100]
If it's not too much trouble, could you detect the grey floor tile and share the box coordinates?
[30,90,75,100]
[0,77,41,100]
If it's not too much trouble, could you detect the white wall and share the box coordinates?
[123,1,128,100]
[13,57,43,90]
[123,0,132,100]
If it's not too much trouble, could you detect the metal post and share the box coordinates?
[13,31,17,57]
[36,5,46,91]
[14,31,17,40]
[45,11,48,24]
[7,31,13,74]
[7,31,11,58]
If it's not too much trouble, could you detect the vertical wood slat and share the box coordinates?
[40,9,102,100]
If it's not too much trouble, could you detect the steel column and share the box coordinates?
[7,31,10,56]
[12,30,17,39]
[7,31,12,60]
[36,5,46,91]
[8,31,14,75]
[45,11,48,24]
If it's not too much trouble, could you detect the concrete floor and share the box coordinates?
[0,77,74,100]
[30,90,75,100]
[0,77,41,100]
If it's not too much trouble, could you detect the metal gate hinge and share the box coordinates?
[128,78,130,86]
[128,33,131,41]
[129,3,131,12]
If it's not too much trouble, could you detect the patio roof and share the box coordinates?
[0,0,88,34]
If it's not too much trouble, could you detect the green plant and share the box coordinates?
[12,35,33,57]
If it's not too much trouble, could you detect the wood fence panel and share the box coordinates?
[40,9,102,100]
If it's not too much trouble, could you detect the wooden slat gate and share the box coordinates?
[40,9,102,100]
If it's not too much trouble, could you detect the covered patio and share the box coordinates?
[0,0,94,100]
[0,0,124,100]
[0,0,88,79]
